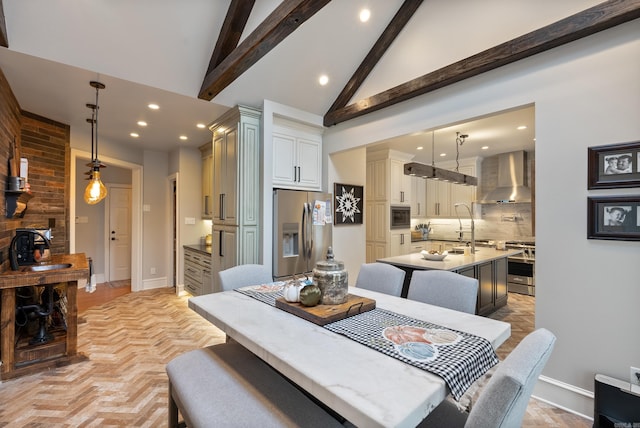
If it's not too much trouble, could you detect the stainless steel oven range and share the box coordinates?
[505,241,535,296]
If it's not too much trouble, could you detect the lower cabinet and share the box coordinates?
[184,246,212,296]
[454,257,508,316]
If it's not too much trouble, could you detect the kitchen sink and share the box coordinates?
[21,263,72,272]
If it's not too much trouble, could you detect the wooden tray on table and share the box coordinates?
[275,294,376,326]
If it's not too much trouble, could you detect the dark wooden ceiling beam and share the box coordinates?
[199,0,331,101]
[324,0,640,127]
[327,0,423,113]
[206,0,256,76]
[0,0,8,48]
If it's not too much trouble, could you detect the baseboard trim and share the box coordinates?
[533,375,594,422]
[142,277,169,290]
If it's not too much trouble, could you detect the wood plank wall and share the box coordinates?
[0,67,70,271]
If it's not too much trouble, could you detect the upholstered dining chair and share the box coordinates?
[354,263,406,297]
[417,328,557,427]
[407,270,478,314]
[218,264,273,292]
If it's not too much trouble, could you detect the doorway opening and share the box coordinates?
[70,148,143,292]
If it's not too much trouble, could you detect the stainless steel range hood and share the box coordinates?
[478,151,531,204]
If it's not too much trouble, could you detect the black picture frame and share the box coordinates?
[333,183,363,225]
[588,141,640,189]
[587,196,640,241]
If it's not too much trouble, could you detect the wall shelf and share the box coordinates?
[5,190,32,218]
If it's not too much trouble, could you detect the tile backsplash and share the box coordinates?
[412,203,534,242]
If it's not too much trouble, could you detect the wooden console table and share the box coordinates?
[0,253,89,380]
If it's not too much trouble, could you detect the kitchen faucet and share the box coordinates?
[454,203,475,254]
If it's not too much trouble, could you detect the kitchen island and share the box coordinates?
[378,248,522,316]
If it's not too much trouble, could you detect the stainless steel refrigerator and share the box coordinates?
[273,189,333,280]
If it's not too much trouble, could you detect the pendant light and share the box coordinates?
[84,81,107,204]
[404,131,478,186]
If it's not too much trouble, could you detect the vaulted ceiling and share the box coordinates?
[0,0,637,154]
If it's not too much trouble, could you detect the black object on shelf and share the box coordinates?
[593,374,640,428]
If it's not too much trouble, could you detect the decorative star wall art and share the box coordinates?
[334,183,363,225]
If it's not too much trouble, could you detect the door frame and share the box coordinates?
[168,173,180,294]
[104,184,132,283]
[70,148,143,292]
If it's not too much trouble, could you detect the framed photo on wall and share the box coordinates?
[587,196,640,241]
[588,141,640,189]
[333,183,363,225]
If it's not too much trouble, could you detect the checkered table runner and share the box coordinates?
[236,283,284,306]
[235,285,498,400]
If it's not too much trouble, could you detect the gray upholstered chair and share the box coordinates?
[407,270,478,314]
[418,328,557,427]
[218,264,273,292]
[354,263,406,297]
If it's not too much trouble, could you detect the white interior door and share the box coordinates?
[108,186,132,281]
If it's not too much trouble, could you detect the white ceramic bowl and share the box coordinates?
[421,250,448,261]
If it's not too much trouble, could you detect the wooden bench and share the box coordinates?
[166,342,345,428]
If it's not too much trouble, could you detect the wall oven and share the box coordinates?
[506,243,535,296]
[390,206,411,229]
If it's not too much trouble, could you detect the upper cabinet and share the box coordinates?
[389,158,412,205]
[411,176,426,217]
[272,119,323,191]
[425,158,480,218]
[199,143,213,219]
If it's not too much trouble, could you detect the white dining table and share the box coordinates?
[189,286,510,428]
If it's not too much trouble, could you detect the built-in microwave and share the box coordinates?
[390,206,411,229]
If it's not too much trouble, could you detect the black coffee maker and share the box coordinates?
[10,228,51,270]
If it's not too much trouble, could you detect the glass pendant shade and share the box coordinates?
[84,170,107,204]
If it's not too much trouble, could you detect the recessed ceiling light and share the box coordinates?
[439,153,447,157]
[137,121,147,127]
[148,103,159,110]
[130,132,139,138]
[417,146,423,150]
[179,135,188,141]
[318,74,329,86]
[481,146,489,150]
[196,123,206,129]
[359,9,370,22]
[517,125,527,130]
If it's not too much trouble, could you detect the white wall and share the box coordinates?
[324,20,640,417]
[327,147,367,284]
[141,150,169,289]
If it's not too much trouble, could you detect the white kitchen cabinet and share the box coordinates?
[199,143,213,219]
[390,229,411,256]
[210,106,261,292]
[272,121,322,191]
[411,176,426,217]
[365,201,388,263]
[366,159,387,201]
[410,241,426,253]
[425,158,480,218]
[426,179,450,217]
[450,165,477,211]
[365,149,414,261]
[390,158,411,205]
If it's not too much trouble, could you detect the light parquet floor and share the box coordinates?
[0,288,591,427]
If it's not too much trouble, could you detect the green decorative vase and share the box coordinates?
[299,284,322,307]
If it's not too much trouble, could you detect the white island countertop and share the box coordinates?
[378,248,523,271]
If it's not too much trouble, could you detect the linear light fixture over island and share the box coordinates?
[404,162,478,186]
